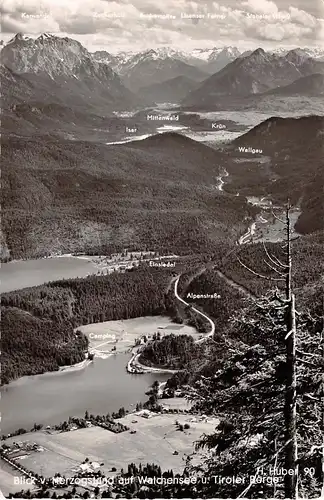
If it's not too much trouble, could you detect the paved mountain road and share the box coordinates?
[174,276,215,344]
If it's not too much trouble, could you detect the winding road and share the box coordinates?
[127,274,216,373]
[238,222,256,245]
[174,276,215,344]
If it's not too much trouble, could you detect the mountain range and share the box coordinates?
[182,48,324,106]
[92,45,324,71]
[1,33,137,113]
[113,49,208,92]
[2,34,324,112]
[91,44,324,105]
[93,46,243,76]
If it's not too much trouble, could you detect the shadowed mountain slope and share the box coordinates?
[1,133,253,259]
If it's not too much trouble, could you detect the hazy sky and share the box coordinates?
[1,0,323,52]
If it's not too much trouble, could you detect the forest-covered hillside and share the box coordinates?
[1,133,253,260]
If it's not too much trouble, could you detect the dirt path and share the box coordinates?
[215,268,256,299]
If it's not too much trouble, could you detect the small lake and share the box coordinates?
[0,256,98,294]
[1,353,169,435]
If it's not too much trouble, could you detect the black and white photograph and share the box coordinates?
[1,0,323,498]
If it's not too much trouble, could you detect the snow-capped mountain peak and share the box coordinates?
[305,47,324,60]
[208,46,241,61]
[1,32,118,81]
[190,46,241,63]
[126,47,188,65]
[150,47,189,60]
[191,48,214,61]
[115,48,191,76]
[271,46,324,60]
[38,33,55,42]
[7,32,32,44]
[286,48,312,62]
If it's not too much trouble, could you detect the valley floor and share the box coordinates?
[1,402,219,495]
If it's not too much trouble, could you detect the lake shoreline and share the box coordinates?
[2,316,199,434]
[127,349,178,375]
[2,316,198,391]
[1,352,170,435]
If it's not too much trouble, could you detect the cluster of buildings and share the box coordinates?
[72,461,101,474]
[1,441,44,460]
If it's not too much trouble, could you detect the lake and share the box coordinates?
[1,353,169,435]
[0,256,98,294]
[1,258,190,436]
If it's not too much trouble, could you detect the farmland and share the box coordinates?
[2,410,219,492]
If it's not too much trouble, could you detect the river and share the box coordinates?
[1,353,169,435]
[108,102,324,149]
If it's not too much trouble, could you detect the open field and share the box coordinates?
[2,412,219,487]
[160,397,193,411]
[0,460,37,497]
[77,316,200,358]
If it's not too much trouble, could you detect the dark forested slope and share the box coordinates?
[1,307,88,384]
[227,116,324,234]
[1,133,253,259]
